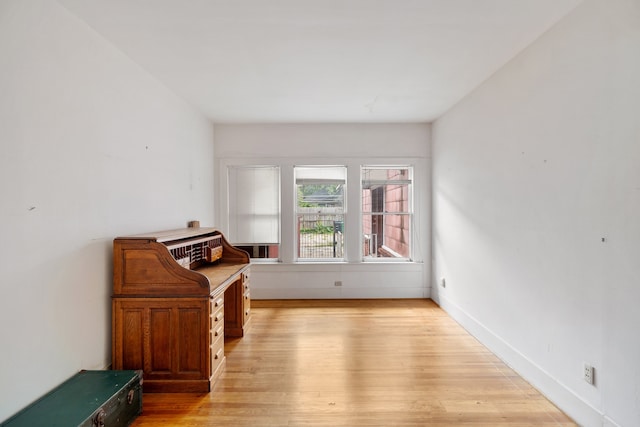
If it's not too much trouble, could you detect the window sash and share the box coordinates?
[228,166,280,245]
[295,166,346,260]
[361,166,413,261]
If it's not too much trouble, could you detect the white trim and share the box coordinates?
[219,156,426,265]
[603,415,623,427]
[437,294,605,427]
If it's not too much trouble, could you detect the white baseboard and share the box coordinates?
[603,415,623,427]
[437,294,604,427]
[251,286,429,300]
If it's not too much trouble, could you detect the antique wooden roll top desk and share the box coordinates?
[111,227,250,393]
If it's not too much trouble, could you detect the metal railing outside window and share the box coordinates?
[297,213,344,259]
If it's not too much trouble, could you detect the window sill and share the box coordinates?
[249,261,423,272]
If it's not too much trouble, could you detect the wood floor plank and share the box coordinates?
[132,299,576,426]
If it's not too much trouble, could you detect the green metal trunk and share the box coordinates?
[1,370,142,427]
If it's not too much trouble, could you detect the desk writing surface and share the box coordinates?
[196,262,250,294]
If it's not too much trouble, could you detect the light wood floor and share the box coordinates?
[132,299,576,426]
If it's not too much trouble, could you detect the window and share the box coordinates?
[295,166,346,260]
[362,166,412,261]
[224,163,417,263]
[227,166,280,260]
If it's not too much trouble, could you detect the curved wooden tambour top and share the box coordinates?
[113,227,249,297]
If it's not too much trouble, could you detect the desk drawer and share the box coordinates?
[210,332,225,378]
[210,296,224,329]
[243,289,251,324]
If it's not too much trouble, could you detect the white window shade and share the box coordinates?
[228,166,280,245]
[295,166,346,184]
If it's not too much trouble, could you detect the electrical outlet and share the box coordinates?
[334,281,342,287]
[584,363,595,385]
[441,278,446,288]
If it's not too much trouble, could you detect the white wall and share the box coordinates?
[216,124,431,299]
[432,0,640,426]
[0,0,215,421]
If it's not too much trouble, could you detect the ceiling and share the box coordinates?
[58,0,582,123]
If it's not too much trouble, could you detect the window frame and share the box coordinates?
[361,165,414,262]
[220,158,422,266]
[226,164,281,262]
[294,165,347,262]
